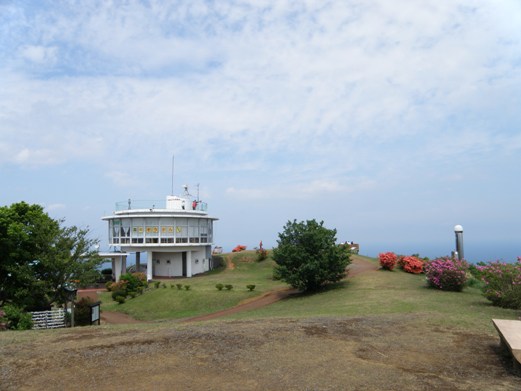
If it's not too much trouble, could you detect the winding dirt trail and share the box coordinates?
[183,256,378,323]
[78,256,378,325]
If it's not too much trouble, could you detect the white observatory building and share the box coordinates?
[101,186,218,281]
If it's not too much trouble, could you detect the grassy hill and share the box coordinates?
[3,252,521,389]
[101,252,519,333]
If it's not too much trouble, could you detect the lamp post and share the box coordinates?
[63,283,78,327]
[454,225,464,261]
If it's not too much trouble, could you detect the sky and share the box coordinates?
[1,0,520,263]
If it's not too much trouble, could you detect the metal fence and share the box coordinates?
[30,309,66,329]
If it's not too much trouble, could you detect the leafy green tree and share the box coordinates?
[0,202,102,310]
[272,219,351,292]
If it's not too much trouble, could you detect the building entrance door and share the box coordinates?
[182,252,187,277]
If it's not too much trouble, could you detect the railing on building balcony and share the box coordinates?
[115,199,208,212]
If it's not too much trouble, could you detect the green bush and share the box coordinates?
[176,284,183,290]
[115,296,126,304]
[162,283,167,289]
[2,304,33,330]
[184,285,191,291]
[112,290,127,301]
[246,284,256,291]
[478,260,521,309]
[120,272,146,293]
[273,219,351,292]
[225,284,233,291]
[215,283,224,291]
[154,281,161,289]
[74,297,95,326]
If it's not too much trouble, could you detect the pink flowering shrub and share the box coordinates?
[402,256,424,274]
[379,252,397,271]
[424,257,468,291]
[477,257,521,309]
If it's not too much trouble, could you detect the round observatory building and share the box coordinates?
[102,187,218,281]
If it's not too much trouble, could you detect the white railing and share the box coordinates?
[30,309,66,329]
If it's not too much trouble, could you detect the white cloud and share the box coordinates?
[0,1,520,258]
[19,45,57,65]
[105,171,140,187]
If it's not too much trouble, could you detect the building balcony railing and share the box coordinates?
[115,199,208,212]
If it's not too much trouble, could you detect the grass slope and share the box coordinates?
[101,252,519,333]
[100,251,287,320]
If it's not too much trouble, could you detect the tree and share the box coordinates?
[272,219,351,292]
[0,202,102,310]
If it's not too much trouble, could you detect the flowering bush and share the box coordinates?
[401,256,424,274]
[379,252,397,271]
[424,257,469,291]
[477,257,521,309]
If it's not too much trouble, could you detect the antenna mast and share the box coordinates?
[171,154,175,195]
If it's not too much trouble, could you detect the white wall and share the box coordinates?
[151,247,210,277]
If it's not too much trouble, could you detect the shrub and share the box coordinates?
[105,281,114,291]
[225,284,233,291]
[112,289,127,301]
[74,297,95,326]
[401,256,424,274]
[176,284,183,290]
[477,258,521,309]
[120,272,147,293]
[256,248,268,262]
[184,285,191,291]
[115,296,126,304]
[2,304,33,330]
[162,283,167,289]
[424,257,469,291]
[379,252,397,271]
[215,283,224,291]
[273,219,351,292]
[246,284,256,291]
[154,281,161,289]
[170,284,175,289]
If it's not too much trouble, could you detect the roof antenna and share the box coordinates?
[171,154,175,195]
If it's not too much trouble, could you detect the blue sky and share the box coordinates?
[1,1,520,262]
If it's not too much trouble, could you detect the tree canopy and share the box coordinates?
[0,202,102,310]
[272,219,351,292]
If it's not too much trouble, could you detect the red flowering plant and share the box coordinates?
[476,257,521,309]
[424,257,469,291]
[402,256,424,274]
[379,252,397,271]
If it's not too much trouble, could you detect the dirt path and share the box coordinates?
[182,256,378,323]
[77,257,378,325]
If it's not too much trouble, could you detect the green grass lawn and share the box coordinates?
[101,252,519,332]
[100,251,287,320]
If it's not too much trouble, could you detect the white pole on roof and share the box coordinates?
[171,154,175,196]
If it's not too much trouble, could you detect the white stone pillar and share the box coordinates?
[187,251,192,277]
[114,256,122,281]
[122,255,127,275]
[147,251,153,281]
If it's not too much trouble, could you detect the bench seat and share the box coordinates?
[492,319,521,375]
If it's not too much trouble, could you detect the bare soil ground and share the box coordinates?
[3,258,517,389]
[1,315,518,390]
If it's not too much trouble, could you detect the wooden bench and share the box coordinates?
[492,319,521,375]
